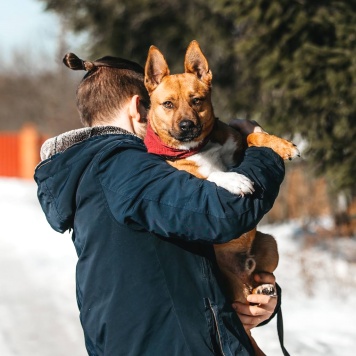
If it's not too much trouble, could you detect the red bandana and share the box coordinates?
[144,122,209,160]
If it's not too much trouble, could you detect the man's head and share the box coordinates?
[63,53,150,135]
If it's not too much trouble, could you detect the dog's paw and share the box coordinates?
[207,172,254,196]
[252,284,277,297]
[247,133,300,161]
[272,138,300,161]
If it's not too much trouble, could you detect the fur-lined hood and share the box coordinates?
[40,126,139,161]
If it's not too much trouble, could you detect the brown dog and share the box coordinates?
[144,40,299,355]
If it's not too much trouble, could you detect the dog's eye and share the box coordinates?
[192,98,203,105]
[163,101,174,109]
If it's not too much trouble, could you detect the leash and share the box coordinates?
[277,307,290,356]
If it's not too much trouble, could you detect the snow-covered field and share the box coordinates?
[1,177,355,355]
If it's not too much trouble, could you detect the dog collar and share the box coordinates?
[144,122,210,161]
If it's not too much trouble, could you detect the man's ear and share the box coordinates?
[184,40,212,88]
[144,45,170,94]
[128,95,141,122]
[128,95,147,139]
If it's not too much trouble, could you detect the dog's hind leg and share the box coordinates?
[250,230,279,296]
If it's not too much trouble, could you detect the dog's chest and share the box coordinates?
[170,137,237,179]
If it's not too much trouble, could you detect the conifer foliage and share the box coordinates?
[232,0,356,198]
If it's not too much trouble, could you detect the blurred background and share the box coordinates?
[0,0,355,355]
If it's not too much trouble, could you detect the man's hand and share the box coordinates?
[232,273,277,331]
[229,119,265,137]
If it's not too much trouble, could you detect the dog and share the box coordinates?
[144,40,299,355]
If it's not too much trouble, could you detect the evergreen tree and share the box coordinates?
[229,0,356,200]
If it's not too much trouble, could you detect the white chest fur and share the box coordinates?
[188,136,237,176]
[187,137,254,196]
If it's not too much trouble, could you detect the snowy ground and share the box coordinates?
[1,177,355,356]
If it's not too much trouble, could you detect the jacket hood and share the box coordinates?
[35,126,144,233]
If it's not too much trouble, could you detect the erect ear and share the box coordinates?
[184,40,212,87]
[144,45,170,94]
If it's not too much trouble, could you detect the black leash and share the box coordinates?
[277,307,290,356]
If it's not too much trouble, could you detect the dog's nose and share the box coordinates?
[179,120,195,131]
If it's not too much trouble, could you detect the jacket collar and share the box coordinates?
[40,126,139,161]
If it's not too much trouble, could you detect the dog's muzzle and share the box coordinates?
[175,120,202,142]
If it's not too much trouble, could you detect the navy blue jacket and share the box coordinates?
[34,128,285,356]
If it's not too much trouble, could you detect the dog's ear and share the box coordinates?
[144,46,170,93]
[184,40,212,87]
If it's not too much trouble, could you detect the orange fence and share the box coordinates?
[0,124,47,179]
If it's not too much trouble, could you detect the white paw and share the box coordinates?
[207,172,254,196]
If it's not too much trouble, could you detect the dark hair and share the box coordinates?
[63,53,149,126]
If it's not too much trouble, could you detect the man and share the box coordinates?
[35,53,284,355]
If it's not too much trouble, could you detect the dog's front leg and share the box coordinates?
[207,172,254,196]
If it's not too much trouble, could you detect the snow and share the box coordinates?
[0,178,86,356]
[1,177,355,355]
[252,222,356,355]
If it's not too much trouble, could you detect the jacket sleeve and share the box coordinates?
[98,145,284,244]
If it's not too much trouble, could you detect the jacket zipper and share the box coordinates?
[207,299,226,356]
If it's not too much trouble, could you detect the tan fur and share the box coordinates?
[247,132,297,160]
[145,40,298,356]
[168,159,207,179]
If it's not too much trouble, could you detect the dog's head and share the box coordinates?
[144,40,215,150]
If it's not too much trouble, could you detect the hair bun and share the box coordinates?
[63,53,95,71]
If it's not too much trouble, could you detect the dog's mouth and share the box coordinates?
[170,120,203,143]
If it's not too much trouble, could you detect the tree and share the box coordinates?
[39,0,356,223]
[0,51,81,135]
[229,0,356,200]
